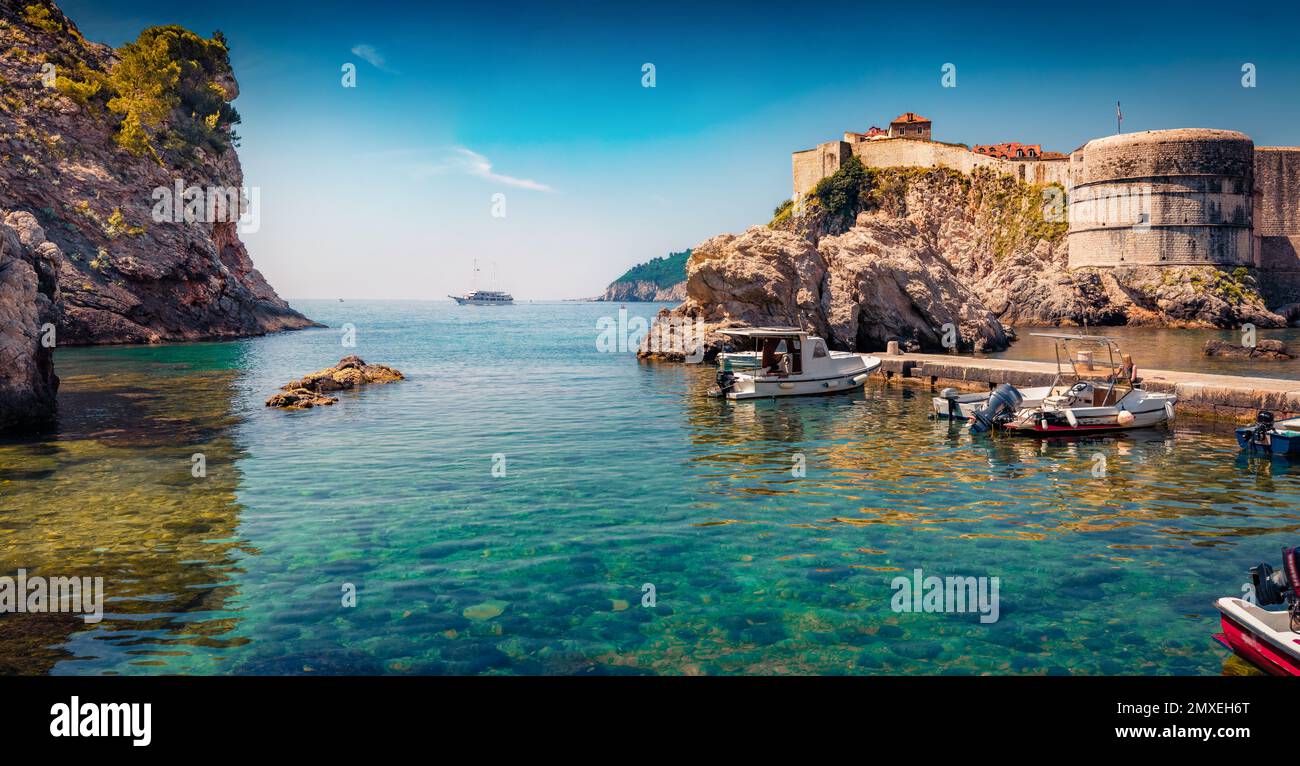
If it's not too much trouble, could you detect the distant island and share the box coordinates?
[597,249,690,301]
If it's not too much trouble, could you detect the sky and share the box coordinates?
[59,0,1300,300]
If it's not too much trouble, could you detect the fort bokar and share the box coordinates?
[793,114,1300,305]
[641,112,1300,362]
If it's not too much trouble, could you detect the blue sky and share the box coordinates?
[60,0,1300,300]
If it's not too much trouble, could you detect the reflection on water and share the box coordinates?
[0,346,252,674]
[2,303,1298,676]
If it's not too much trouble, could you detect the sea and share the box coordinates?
[3,299,1299,675]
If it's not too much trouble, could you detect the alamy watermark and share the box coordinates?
[596,308,706,361]
[151,180,260,234]
[0,569,104,624]
[890,568,1000,624]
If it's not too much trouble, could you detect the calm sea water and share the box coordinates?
[2,300,1298,676]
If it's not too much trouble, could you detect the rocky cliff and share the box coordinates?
[0,210,62,428]
[641,161,1284,361]
[0,1,313,345]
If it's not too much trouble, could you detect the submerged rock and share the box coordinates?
[0,212,64,431]
[266,356,404,409]
[1202,339,1293,360]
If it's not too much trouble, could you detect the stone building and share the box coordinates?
[888,112,931,140]
[973,142,1042,159]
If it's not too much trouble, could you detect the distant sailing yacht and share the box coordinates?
[449,259,514,305]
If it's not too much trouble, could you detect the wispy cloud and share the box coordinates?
[414,147,555,192]
[350,43,393,72]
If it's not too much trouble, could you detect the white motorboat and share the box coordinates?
[967,333,1176,434]
[709,327,880,400]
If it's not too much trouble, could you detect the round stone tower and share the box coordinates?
[1067,129,1254,268]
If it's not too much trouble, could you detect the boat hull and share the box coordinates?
[1236,427,1300,455]
[717,357,881,400]
[1000,407,1171,434]
[1212,598,1300,676]
[450,296,513,306]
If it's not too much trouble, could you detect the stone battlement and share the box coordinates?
[791,123,1300,278]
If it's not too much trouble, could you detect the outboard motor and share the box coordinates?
[1247,410,1276,448]
[715,369,736,396]
[970,383,1023,434]
[939,388,961,420]
[1250,546,1300,631]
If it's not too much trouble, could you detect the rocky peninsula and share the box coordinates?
[598,250,689,302]
[641,161,1285,361]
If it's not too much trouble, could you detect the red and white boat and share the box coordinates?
[968,334,1176,435]
[1212,547,1300,676]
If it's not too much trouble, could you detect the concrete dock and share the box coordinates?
[871,352,1300,422]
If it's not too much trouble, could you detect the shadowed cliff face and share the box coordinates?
[0,211,62,429]
[641,166,1284,360]
[0,1,315,346]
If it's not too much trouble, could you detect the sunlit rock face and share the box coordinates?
[0,1,314,346]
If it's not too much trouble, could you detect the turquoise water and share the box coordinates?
[2,300,1298,675]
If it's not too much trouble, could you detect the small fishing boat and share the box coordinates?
[1236,411,1300,456]
[709,327,880,400]
[1212,547,1300,676]
[967,333,1176,434]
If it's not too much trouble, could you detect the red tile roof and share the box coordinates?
[890,112,931,124]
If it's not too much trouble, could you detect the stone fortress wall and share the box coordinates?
[1067,130,1255,268]
[792,137,1070,201]
[792,121,1300,303]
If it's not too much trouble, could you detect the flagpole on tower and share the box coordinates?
[1117,101,1123,134]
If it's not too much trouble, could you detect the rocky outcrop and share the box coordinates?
[599,279,686,302]
[0,210,63,429]
[640,216,1008,361]
[642,165,1284,360]
[0,1,315,345]
[267,356,404,409]
[1203,339,1294,360]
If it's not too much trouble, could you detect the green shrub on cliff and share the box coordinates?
[22,3,62,34]
[52,24,240,162]
[811,155,870,221]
